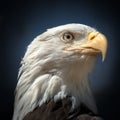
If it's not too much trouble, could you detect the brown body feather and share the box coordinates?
[24,96,102,120]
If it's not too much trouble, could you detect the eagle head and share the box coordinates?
[13,24,108,120]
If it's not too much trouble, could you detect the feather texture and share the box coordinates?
[12,24,99,120]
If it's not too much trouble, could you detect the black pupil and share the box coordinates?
[66,34,71,39]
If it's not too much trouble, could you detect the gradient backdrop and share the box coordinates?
[1,0,120,119]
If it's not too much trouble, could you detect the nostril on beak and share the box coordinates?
[88,32,99,41]
[90,35,95,40]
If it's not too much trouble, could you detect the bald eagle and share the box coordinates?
[13,24,108,120]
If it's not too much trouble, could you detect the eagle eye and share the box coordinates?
[62,32,74,42]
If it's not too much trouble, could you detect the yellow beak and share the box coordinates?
[65,32,108,61]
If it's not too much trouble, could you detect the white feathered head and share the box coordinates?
[13,24,108,120]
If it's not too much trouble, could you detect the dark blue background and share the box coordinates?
[1,0,120,119]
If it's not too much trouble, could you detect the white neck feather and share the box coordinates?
[13,56,97,120]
